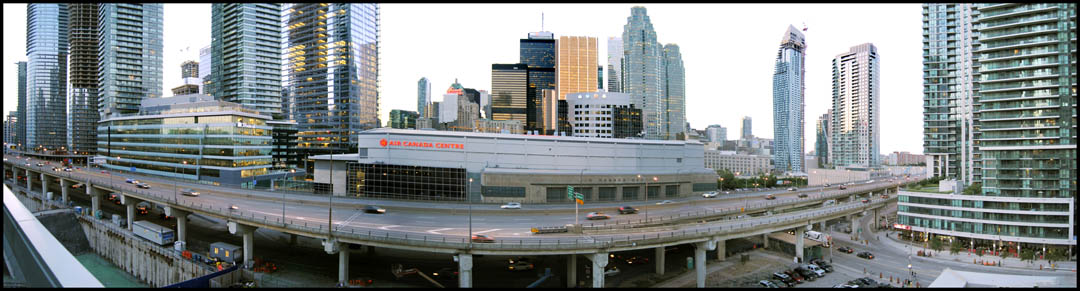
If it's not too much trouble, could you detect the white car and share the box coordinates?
[702,191,719,198]
[655,200,674,205]
[180,189,200,197]
[501,202,521,209]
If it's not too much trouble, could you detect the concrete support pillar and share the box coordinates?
[339,245,350,284]
[874,209,879,227]
[458,253,473,288]
[122,195,141,231]
[694,241,710,288]
[60,180,70,204]
[716,238,726,261]
[26,169,31,189]
[590,252,608,288]
[167,207,190,247]
[763,233,769,249]
[795,227,805,262]
[40,173,48,197]
[850,214,860,239]
[819,221,826,232]
[567,254,577,288]
[229,222,256,268]
[89,188,103,216]
[655,246,666,275]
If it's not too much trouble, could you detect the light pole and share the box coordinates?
[468,177,474,248]
[174,160,187,203]
[284,169,294,224]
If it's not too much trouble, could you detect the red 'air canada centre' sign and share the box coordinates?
[379,138,464,150]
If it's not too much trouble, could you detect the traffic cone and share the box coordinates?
[880,272,883,279]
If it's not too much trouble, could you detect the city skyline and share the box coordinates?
[2,3,924,154]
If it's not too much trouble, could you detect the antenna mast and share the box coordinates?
[542,12,544,31]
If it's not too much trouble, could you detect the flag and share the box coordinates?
[576,199,583,205]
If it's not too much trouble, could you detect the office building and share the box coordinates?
[829,43,880,168]
[418,77,431,118]
[773,25,807,174]
[566,92,642,138]
[815,111,831,168]
[97,3,164,119]
[622,6,666,140]
[663,43,685,140]
[68,3,99,156]
[521,32,556,132]
[439,93,480,132]
[491,63,529,124]
[474,119,524,134]
[389,109,419,129]
[283,3,381,174]
[268,120,300,171]
[312,128,717,202]
[4,113,16,146]
[15,61,27,150]
[922,3,980,185]
[199,45,212,95]
[557,36,599,100]
[26,3,69,152]
[741,116,752,139]
[541,89,558,134]
[704,150,772,176]
[211,3,282,117]
[607,36,623,93]
[706,125,726,143]
[597,66,604,90]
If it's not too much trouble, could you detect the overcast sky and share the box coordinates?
[3,3,924,155]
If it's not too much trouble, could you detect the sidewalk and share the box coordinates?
[877,231,1076,272]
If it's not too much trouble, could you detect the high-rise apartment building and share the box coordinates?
[181,60,199,78]
[829,43,880,168]
[15,61,27,150]
[418,77,431,118]
[97,4,163,119]
[26,3,69,152]
[521,32,556,132]
[706,124,726,143]
[68,3,99,155]
[773,25,807,173]
[622,6,666,140]
[741,116,752,139]
[212,3,282,117]
[663,43,685,140]
[815,110,831,168]
[283,3,380,173]
[4,113,17,146]
[557,36,598,102]
[607,36,623,93]
[922,3,981,185]
[491,63,529,124]
[199,45,211,95]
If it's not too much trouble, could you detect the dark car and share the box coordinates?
[618,206,637,214]
[855,277,879,287]
[431,267,458,280]
[857,251,875,259]
[795,267,818,280]
[136,183,150,189]
[765,194,776,200]
[363,205,386,214]
[783,270,805,283]
[839,185,848,190]
[810,259,834,273]
[837,246,854,253]
[797,193,808,198]
[625,256,649,265]
[772,272,796,287]
[586,212,611,220]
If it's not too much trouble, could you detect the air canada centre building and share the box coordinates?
[312,128,718,203]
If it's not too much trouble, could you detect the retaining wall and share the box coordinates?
[75,214,219,287]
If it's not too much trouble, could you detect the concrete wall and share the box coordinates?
[808,168,870,186]
[37,211,93,256]
[76,214,219,287]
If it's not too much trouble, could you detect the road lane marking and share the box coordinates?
[426,227,453,234]
[473,228,500,234]
[378,225,399,230]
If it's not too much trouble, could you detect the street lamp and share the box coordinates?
[468,177,473,249]
[174,160,187,203]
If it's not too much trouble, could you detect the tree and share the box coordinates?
[962,183,982,195]
[930,238,944,253]
[716,169,736,190]
[1045,247,1067,262]
[949,240,963,255]
[1020,249,1035,265]
[999,248,1009,260]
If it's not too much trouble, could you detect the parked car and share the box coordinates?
[803,264,827,277]
[765,194,776,200]
[180,189,200,197]
[772,272,796,287]
[857,251,875,259]
[617,206,637,214]
[810,259,834,272]
[784,270,805,283]
[585,212,610,220]
[797,193,808,198]
[702,191,719,198]
[837,246,854,253]
[655,200,674,205]
[854,277,881,287]
[833,283,860,288]
[759,280,781,288]
[603,265,620,277]
[787,187,797,191]
[136,183,150,189]
[507,261,534,271]
[795,267,818,280]
[363,205,386,214]
[839,185,848,190]
[501,202,522,209]
[471,234,495,243]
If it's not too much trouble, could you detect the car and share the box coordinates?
[854,277,880,287]
[866,180,875,184]
[857,251,875,259]
[803,264,827,277]
[787,187,797,191]
[723,191,732,194]
[795,267,818,280]
[180,189,200,197]
[880,194,889,199]
[837,246,854,253]
[839,185,848,190]
[603,265,620,277]
[52,167,60,172]
[765,194,776,200]
[702,191,719,198]
[471,234,495,243]
[363,205,386,214]
[824,183,831,187]
[25,163,31,167]
[833,283,860,288]
[125,178,136,184]
[617,206,638,214]
[431,267,458,280]
[810,259,834,273]
[63,168,73,172]
[797,193,808,198]
[136,183,150,189]
[36,163,44,167]
[772,272,796,287]
[759,280,781,288]
[350,276,375,287]
[655,200,674,205]
[507,261,534,271]
[861,198,870,204]
[107,193,119,201]
[586,212,610,220]
[624,256,649,265]
[135,202,151,215]
[71,183,84,189]
[101,170,108,174]
[501,202,522,209]
[229,205,239,211]
[783,270,805,283]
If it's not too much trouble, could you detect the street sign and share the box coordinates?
[566,186,574,199]
[130,166,136,172]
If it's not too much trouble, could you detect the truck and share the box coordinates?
[804,230,830,247]
[132,220,175,245]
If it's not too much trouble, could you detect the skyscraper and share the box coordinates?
[212,3,282,117]
[829,43,880,168]
[663,43,685,140]
[199,45,211,95]
[26,3,69,151]
[68,3,99,155]
[815,110,831,168]
[491,63,529,124]
[521,32,556,132]
[606,36,623,93]
[706,124,726,143]
[283,3,380,172]
[922,3,980,185]
[97,3,164,119]
[622,6,666,140]
[181,60,199,78]
[15,61,27,150]
[418,77,431,118]
[3,113,16,146]
[772,25,807,173]
[557,36,598,101]
[741,116,752,139]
